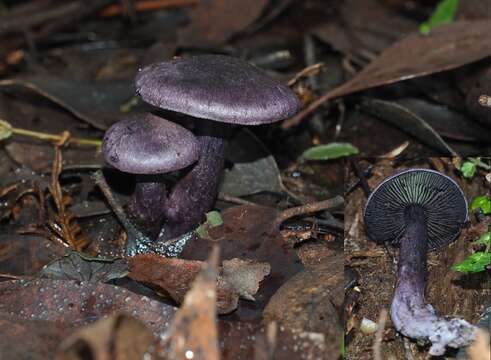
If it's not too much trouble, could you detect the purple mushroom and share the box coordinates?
[364,169,477,356]
[135,55,300,239]
[102,113,199,238]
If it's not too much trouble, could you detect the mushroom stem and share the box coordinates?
[390,205,476,356]
[129,176,167,238]
[159,122,228,240]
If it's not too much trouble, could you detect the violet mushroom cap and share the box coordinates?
[135,55,301,239]
[364,169,476,356]
[102,112,200,237]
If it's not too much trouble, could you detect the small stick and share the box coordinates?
[350,158,371,197]
[92,170,147,254]
[372,309,388,360]
[218,194,256,206]
[0,118,101,147]
[0,273,30,280]
[274,195,343,228]
[99,0,197,17]
[287,62,324,87]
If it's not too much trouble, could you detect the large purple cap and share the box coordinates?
[135,55,301,125]
[102,113,199,174]
[364,169,468,250]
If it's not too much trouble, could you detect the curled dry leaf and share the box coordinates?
[221,258,271,301]
[57,314,155,360]
[128,254,270,314]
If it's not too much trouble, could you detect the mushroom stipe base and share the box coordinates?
[364,168,477,355]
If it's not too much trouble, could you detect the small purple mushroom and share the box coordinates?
[135,55,300,239]
[364,169,477,356]
[102,113,199,238]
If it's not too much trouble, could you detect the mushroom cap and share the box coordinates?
[135,55,301,125]
[102,113,199,174]
[364,169,468,250]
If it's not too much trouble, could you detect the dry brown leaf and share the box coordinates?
[128,254,270,314]
[178,0,268,47]
[221,258,270,301]
[284,19,491,129]
[57,314,155,360]
[0,279,176,333]
[0,313,70,360]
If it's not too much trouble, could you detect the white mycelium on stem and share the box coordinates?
[364,169,477,356]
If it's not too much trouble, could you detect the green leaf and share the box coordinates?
[206,210,223,227]
[452,252,491,273]
[474,232,491,247]
[195,211,223,239]
[459,161,476,178]
[470,195,491,215]
[0,119,13,140]
[302,142,359,161]
[420,0,459,34]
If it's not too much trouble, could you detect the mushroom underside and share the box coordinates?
[364,169,476,355]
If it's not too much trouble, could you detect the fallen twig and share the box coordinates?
[274,195,344,228]
[372,309,388,360]
[218,194,257,206]
[99,0,197,17]
[287,63,324,87]
[0,118,101,147]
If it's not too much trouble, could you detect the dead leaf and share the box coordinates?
[0,234,67,276]
[0,77,134,130]
[41,252,129,282]
[180,205,303,318]
[263,256,343,349]
[0,313,71,360]
[217,320,327,359]
[0,279,176,333]
[57,314,155,360]
[284,19,491,128]
[221,258,270,301]
[178,0,269,47]
[312,0,416,55]
[220,156,283,197]
[128,254,270,314]
[358,98,458,156]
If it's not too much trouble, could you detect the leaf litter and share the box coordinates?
[11,1,491,359]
